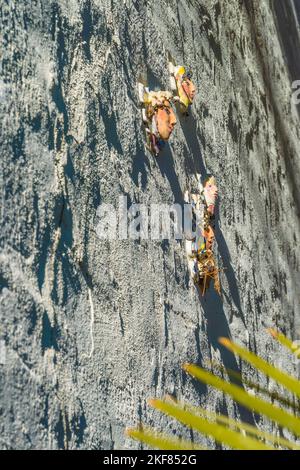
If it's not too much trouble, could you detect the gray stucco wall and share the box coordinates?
[0,0,300,449]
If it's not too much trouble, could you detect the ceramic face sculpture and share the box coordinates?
[174,66,196,109]
[185,174,220,295]
[202,225,215,251]
[203,176,218,215]
[145,90,177,154]
[155,100,177,140]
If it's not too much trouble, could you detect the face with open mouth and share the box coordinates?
[156,100,177,140]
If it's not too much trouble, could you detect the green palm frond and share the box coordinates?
[172,399,300,450]
[127,330,300,450]
[183,363,300,436]
[268,328,300,359]
[126,426,205,450]
[149,398,274,450]
[209,361,300,413]
[219,337,300,399]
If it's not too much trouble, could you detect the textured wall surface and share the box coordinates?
[1,0,300,449]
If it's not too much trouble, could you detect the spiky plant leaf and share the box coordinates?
[175,400,300,450]
[128,332,300,450]
[126,427,205,450]
[149,398,274,450]
[268,329,300,359]
[209,361,300,412]
[183,363,300,436]
[219,337,300,399]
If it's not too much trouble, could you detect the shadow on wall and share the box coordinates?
[215,221,246,327]
[197,288,255,425]
[131,148,151,191]
[178,108,207,177]
[272,0,300,87]
[178,106,245,326]
[175,101,253,423]
[157,144,184,205]
[245,0,300,222]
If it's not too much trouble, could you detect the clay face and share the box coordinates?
[203,225,215,251]
[143,90,176,148]
[203,176,218,214]
[185,173,220,296]
[156,100,177,140]
[175,69,196,108]
[181,76,196,103]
